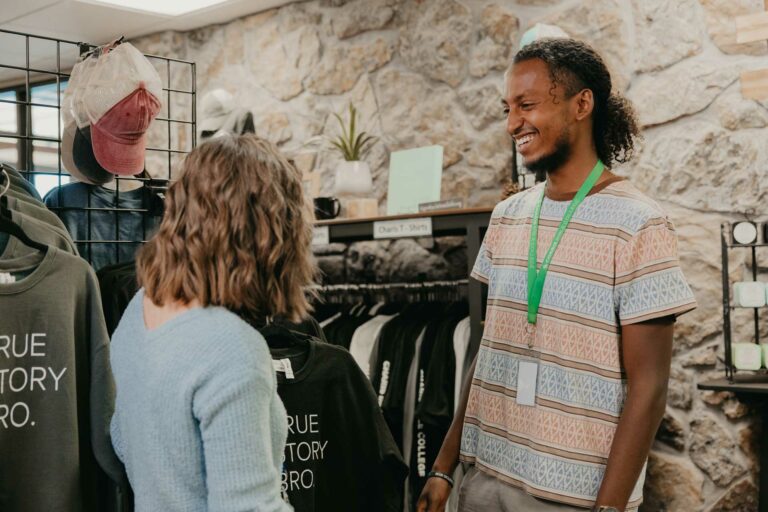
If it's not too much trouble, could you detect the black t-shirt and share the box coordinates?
[323,305,372,349]
[409,302,467,506]
[370,309,410,449]
[380,304,439,452]
[262,327,408,512]
[267,315,328,343]
[418,302,467,425]
[96,261,138,336]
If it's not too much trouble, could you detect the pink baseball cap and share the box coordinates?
[81,42,163,176]
[91,86,161,176]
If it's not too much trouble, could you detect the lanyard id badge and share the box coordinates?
[516,160,605,407]
[517,361,538,406]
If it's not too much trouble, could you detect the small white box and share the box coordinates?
[762,343,768,369]
[732,343,762,371]
[733,281,766,307]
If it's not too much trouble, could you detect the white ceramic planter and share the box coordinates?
[333,160,373,197]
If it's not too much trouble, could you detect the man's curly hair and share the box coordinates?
[514,38,641,167]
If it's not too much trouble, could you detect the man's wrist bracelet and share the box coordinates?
[427,470,455,487]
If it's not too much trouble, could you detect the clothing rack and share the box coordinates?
[313,208,491,362]
[0,28,196,267]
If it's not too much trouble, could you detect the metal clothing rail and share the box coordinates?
[313,279,469,292]
[0,28,196,266]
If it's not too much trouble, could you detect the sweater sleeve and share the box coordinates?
[86,266,127,486]
[194,355,292,512]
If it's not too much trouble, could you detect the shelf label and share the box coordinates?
[312,226,330,246]
[374,218,433,239]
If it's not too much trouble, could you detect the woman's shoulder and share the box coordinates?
[194,308,271,367]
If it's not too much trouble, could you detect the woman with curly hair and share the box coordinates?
[110,135,316,511]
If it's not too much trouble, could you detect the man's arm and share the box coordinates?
[416,354,477,512]
[594,316,674,510]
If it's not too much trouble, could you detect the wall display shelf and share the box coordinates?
[720,222,768,382]
[313,207,492,361]
[707,222,768,511]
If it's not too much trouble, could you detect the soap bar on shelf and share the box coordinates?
[733,281,766,307]
[732,343,762,371]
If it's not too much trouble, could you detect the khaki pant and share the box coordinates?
[458,466,638,512]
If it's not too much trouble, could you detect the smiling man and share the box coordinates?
[417,38,696,512]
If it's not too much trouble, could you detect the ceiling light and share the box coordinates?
[79,0,231,16]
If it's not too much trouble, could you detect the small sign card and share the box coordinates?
[418,199,463,212]
[373,218,433,239]
[387,145,443,215]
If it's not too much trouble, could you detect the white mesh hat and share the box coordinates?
[68,56,99,129]
[61,56,113,184]
[81,42,162,127]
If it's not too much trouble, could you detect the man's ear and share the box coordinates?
[574,89,594,121]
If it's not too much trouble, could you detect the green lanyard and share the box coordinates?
[527,160,605,325]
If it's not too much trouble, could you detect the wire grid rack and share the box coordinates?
[0,28,196,268]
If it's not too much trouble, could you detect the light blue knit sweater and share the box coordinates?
[110,290,292,512]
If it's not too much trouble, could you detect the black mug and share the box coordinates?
[314,197,341,220]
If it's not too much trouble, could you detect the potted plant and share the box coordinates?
[330,103,376,197]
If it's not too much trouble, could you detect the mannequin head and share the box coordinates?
[504,38,640,174]
[137,134,317,323]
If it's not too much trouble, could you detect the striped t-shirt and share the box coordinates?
[460,177,696,509]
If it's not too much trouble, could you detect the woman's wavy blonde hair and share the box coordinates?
[137,134,317,324]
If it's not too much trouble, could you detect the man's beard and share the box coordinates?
[523,131,571,177]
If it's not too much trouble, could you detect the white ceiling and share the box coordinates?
[0,0,298,85]
[1,0,298,42]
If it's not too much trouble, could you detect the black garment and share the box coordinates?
[418,302,467,425]
[96,261,139,336]
[262,326,408,512]
[409,302,467,507]
[256,316,328,344]
[323,304,371,349]
[370,304,436,451]
[370,312,406,447]
[312,303,339,324]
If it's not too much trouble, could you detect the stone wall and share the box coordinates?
[132,1,768,510]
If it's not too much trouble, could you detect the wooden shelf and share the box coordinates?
[698,377,768,396]
[726,243,768,249]
[315,207,494,226]
[313,207,493,244]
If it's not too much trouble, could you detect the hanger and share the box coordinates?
[78,36,125,59]
[259,317,313,377]
[0,166,49,254]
